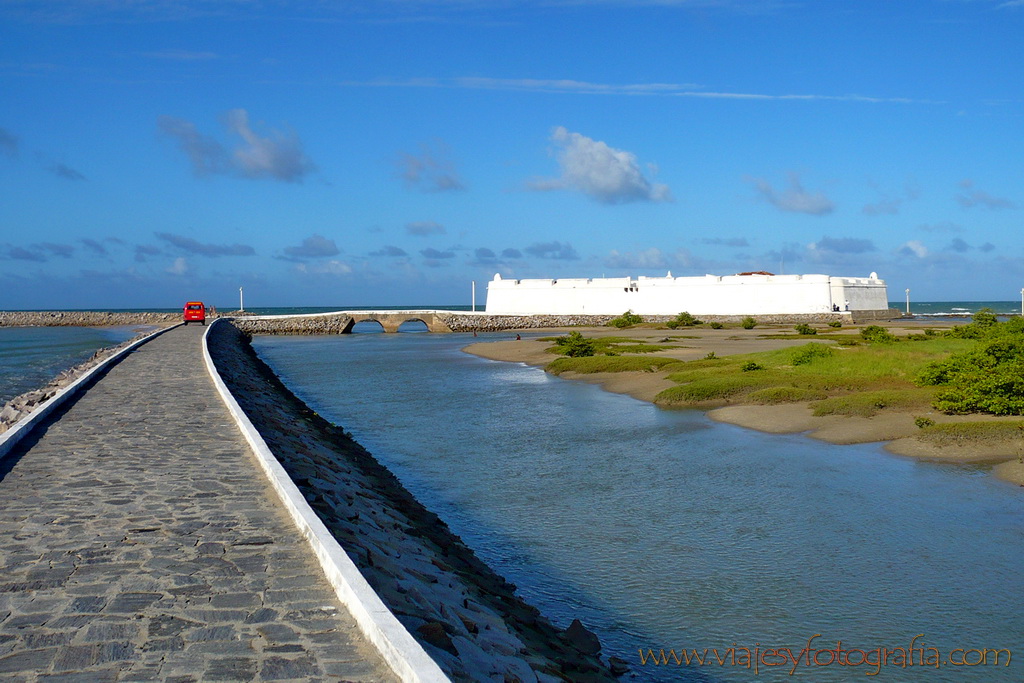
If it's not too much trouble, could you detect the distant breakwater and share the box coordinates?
[0,311,179,327]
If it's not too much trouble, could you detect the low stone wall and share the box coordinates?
[230,315,354,335]
[0,311,179,327]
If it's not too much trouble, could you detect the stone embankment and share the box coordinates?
[0,311,180,327]
[231,315,355,335]
[0,332,150,434]
[209,322,621,682]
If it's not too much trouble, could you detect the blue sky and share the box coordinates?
[1,0,1022,308]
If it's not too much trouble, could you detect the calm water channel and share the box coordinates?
[252,330,1024,682]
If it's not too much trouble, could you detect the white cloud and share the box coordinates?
[530,127,672,204]
[158,109,315,183]
[749,173,834,215]
[898,241,928,259]
[296,260,353,275]
[166,257,189,275]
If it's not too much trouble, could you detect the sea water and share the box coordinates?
[0,326,139,404]
[252,331,1024,682]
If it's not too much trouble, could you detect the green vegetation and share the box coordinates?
[552,331,595,357]
[539,314,1024,425]
[666,311,702,329]
[794,323,817,335]
[810,389,932,417]
[741,316,757,330]
[917,335,1024,414]
[547,334,679,357]
[860,325,898,344]
[548,355,681,375]
[914,420,1024,446]
[828,320,842,328]
[609,311,643,328]
[649,337,975,408]
[709,321,724,329]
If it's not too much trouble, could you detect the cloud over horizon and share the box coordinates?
[529,127,672,204]
[282,234,340,260]
[156,232,256,257]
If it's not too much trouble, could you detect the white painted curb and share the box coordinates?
[201,320,451,683]
[0,324,179,462]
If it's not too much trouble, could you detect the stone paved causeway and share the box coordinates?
[0,325,399,682]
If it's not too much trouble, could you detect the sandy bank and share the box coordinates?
[464,324,1024,488]
[208,323,618,682]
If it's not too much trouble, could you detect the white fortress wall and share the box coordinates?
[485,273,890,316]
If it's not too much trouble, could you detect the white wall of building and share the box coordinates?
[485,273,890,316]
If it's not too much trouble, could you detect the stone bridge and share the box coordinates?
[346,310,453,333]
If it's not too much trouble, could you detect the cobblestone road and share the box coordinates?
[0,324,398,682]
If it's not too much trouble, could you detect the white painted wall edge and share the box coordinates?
[0,323,179,463]
[201,320,451,683]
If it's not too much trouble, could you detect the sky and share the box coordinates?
[1,0,1022,309]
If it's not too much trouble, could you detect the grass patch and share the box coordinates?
[548,356,682,375]
[810,388,934,417]
[654,339,975,409]
[747,387,829,404]
[915,421,1024,446]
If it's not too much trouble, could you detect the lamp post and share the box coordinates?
[1020,288,1023,317]
[905,288,910,316]
[472,280,476,312]
[239,287,244,313]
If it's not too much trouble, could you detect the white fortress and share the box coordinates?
[484,271,891,316]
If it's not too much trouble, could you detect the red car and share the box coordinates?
[183,301,206,325]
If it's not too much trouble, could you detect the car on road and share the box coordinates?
[183,301,206,325]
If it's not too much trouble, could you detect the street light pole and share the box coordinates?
[472,280,476,312]
[239,287,244,312]
[905,288,910,316]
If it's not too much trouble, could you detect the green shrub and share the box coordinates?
[828,320,842,328]
[554,331,595,357]
[741,316,757,330]
[973,307,998,328]
[794,323,817,335]
[666,311,702,329]
[914,416,936,429]
[704,351,717,360]
[790,343,833,365]
[916,337,1024,414]
[860,325,897,344]
[609,311,643,328]
[709,321,724,329]
[741,361,763,372]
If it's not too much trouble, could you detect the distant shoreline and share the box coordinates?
[463,322,1024,488]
